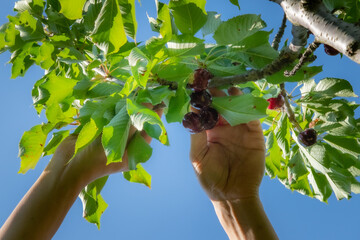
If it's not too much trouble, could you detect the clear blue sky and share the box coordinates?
[0,1,359,240]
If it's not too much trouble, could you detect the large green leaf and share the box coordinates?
[119,0,137,40]
[126,98,169,145]
[79,176,109,228]
[167,34,205,57]
[18,124,53,174]
[201,11,222,37]
[91,0,127,54]
[166,85,190,123]
[102,106,131,164]
[170,3,207,35]
[127,132,153,170]
[43,130,70,156]
[323,135,360,157]
[274,113,291,158]
[212,94,268,126]
[311,78,358,98]
[123,163,152,188]
[59,0,87,20]
[213,14,266,45]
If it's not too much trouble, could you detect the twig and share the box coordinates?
[157,78,178,90]
[284,41,320,77]
[280,83,303,132]
[272,14,287,51]
[208,48,300,88]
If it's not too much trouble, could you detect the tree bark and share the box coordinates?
[271,0,360,64]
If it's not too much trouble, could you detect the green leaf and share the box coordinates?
[79,176,109,228]
[213,14,266,45]
[15,0,45,15]
[324,135,360,157]
[312,78,358,98]
[137,86,175,105]
[119,0,137,40]
[59,0,87,19]
[127,132,153,170]
[91,0,127,54]
[166,85,190,123]
[288,151,309,181]
[265,131,282,178]
[308,167,332,202]
[18,124,52,174]
[167,34,205,57]
[229,0,240,9]
[201,11,222,36]
[170,3,207,35]
[274,113,291,158]
[102,106,131,164]
[212,94,268,126]
[157,2,172,40]
[153,63,193,82]
[75,118,103,157]
[43,130,70,156]
[123,163,152,188]
[227,31,278,69]
[325,167,352,200]
[169,0,206,13]
[126,98,169,145]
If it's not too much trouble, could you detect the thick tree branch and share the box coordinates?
[208,48,300,88]
[272,0,360,64]
[272,14,287,50]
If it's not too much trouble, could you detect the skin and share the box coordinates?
[190,88,278,240]
[0,90,278,240]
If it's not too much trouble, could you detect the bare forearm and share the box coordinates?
[0,157,83,240]
[212,197,278,240]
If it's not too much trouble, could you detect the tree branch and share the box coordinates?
[272,14,287,50]
[272,0,360,64]
[208,48,300,88]
[284,41,320,77]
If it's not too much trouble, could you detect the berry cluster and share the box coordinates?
[183,69,219,133]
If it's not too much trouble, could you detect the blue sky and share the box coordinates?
[0,1,359,240]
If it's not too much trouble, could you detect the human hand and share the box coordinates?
[46,104,162,189]
[190,87,266,201]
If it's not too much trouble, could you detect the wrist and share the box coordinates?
[211,196,278,240]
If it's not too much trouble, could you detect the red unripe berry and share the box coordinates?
[324,44,339,56]
[267,95,285,110]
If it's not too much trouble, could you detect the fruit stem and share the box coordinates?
[280,83,303,132]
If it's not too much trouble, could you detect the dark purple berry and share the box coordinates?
[298,128,317,146]
[182,112,204,133]
[190,68,212,91]
[190,90,212,109]
[324,44,339,56]
[200,107,219,130]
